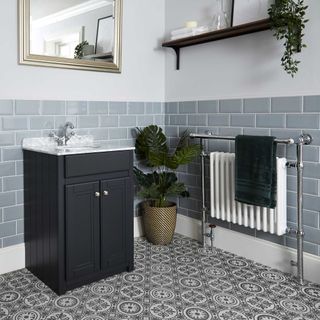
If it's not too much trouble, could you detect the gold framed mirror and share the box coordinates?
[19,0,122,73]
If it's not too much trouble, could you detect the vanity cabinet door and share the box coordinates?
[100,178,129,270]
[66,182,100,281]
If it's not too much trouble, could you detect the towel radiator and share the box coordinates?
[190,132,313,285]
[210,153,288,235]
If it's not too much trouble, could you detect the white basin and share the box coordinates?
[55,144,101,153]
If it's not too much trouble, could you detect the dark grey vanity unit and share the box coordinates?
[23,146,134,295]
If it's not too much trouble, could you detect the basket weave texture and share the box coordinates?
[143,202,177,245]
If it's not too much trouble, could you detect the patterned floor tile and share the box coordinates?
[0,234,319,319]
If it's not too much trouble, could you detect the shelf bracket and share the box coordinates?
[173,47,180,70]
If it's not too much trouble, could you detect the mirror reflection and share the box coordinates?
[30,0,115,62]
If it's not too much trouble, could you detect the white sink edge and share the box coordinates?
[22,137,135,156]
[23,145,135,156]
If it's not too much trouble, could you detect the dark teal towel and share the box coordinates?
[235,135,277,209]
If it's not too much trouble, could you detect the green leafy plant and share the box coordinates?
[134,125,201,208]
[268,0,308,77]
[74,41,89,59]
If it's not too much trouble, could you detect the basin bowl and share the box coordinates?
[56,145,100,152]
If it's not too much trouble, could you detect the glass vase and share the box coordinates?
[212,0,229,31]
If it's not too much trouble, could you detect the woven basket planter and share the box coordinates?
[142,202,177,245]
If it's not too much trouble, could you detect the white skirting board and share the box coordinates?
[0,243,25,275]
[134,216,144,238]
[175,214,320,284]
[0,216,145,276]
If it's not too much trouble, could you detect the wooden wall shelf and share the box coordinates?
[162,19,272,70]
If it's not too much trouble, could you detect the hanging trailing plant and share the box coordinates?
[268,0,308,77]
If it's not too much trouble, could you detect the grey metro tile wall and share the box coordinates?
[42,101,66,115]
[1,96,320,257]
[0,99,164,248]
[244,98,271,113]
[165,96,320,256]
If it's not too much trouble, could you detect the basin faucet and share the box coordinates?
[62,122,75,145]
[49,122,75,146]
[49,132,64,146]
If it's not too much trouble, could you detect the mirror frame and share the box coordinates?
[19,0,122,73]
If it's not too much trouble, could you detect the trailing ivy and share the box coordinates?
[268,0,308,77]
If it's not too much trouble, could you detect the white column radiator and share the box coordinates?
[210,152,287,236]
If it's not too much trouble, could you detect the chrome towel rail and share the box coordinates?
[190,132,313,285]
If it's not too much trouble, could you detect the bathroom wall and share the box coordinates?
[0,0,166,101]
[164,0,320,258]
[0,100,164,248]
[165,97,320,256]
[0,0,166,249]
[1,0,320,262]
[1,97,320,257]
[165,0,320,101]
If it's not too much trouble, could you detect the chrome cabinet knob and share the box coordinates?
[103,191,109,196]
[95,192,100,198]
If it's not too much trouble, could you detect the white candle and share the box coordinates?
[185,21,198,28]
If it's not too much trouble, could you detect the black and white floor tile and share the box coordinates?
[0,234,320,319]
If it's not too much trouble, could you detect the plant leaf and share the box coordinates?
[133,167,154,188]
[175,129,190,151]
[171,144,201,167]
[166,182,188,197]
[135,125,168,166]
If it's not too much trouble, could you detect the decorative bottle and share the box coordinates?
[212,0,229,30]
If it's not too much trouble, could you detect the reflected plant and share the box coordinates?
[74,41,89,59]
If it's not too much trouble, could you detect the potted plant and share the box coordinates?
[268,0,308,77]
[134,125,201,245]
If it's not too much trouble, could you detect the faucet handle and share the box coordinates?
[49,131,64,146]
[65,121,75,130]
[48,131,56,138]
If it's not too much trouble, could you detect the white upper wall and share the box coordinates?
[1,0,318,102]
[165,0,320,101]
[0,0,165,101]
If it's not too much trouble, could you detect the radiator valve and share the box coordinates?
[206,224,216,251]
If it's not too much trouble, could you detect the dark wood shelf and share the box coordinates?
[163,19,272,70]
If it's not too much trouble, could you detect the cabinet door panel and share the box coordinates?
[101,178,128,270]
[66,182,100,281]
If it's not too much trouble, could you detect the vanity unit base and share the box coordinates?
[23,149,134,295]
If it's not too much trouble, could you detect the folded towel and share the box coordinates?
[171,26,208,36]
[171,27,193,36]
[235,135,277,209]
[171,32,194,40]
[170,26,209,40]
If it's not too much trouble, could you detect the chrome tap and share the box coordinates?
[49,131,64,146]
[49,122,75,146]
[62,122,75,145]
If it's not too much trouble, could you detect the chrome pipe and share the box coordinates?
[294,134,312,284]
[200,139,207,248]
[296,141,305,285]
[190,133,295,145]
